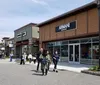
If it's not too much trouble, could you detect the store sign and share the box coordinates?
[17,32,27,38]
[56,21,76,32]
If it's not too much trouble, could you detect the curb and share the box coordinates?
[81,70,100,76]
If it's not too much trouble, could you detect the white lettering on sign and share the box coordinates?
[59,23,70,31]
[17,32,27,38]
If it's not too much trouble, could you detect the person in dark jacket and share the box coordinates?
[36,48,43,71]
[53,50,59,72]
[40,49,48,76]
[20,53,25,65]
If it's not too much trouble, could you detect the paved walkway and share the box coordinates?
[0,59,91,72]
[0,61,99,85]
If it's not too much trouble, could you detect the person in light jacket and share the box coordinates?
[46,50,52,71]
[20,53,26,65]
[28,53,32,63]
[10,52,13,62]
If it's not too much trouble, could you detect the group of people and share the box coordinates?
[20,53,36,65]
[36,48,59,76]
[19,48,59,76]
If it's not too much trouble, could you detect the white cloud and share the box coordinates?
[0,31,14,42]
[31,0,48,5]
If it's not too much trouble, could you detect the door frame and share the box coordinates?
[68,43,80,64]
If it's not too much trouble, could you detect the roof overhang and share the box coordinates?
[37,1,97,27]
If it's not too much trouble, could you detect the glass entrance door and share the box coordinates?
[69,44,80,63]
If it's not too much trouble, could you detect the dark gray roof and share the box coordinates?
[14,23,37,32]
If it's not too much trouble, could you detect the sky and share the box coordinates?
[0,0,94,41]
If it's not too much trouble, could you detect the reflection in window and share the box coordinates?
[61,45,68,57]
[81,44,91,59]
[92,43,99,59]
[54,46,60,56]
[47,47,53,56]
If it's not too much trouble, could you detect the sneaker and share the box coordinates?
[45,73,47,76]
[53,69,55,72]
[56,70,58,73]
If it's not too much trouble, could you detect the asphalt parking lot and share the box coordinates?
[0,61,100,85]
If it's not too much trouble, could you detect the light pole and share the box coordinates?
[95,0,100,69]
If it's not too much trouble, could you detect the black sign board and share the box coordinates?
[56,21,76,32]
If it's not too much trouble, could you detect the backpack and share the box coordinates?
[41,57,48,65]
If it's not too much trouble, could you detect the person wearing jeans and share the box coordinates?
[53,51,59,73]
[40,49,48,76]
[36,48,43,71]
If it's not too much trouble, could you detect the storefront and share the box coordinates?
[14,23,39,58]
[45,36,99,64]
[38,2,99,65]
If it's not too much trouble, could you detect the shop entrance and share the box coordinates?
[69,44,80,64]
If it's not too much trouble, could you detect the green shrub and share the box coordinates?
[89,66,100,71]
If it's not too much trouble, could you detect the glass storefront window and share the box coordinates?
[54,46,60,56]
[61,40,68,45]
[45,36,100,62]
[81,44,91,59]
[47,47,53,56]
[61,45,68,57]
[54,41,61,46]
[92,43,99,59]
[80,38,91,44]
[46,42,54,47]
[69,39,79,44]
[92,37,99,43]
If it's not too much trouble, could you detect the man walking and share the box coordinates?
[36,48,43,71]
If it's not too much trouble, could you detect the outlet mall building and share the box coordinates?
[38,2,100,65]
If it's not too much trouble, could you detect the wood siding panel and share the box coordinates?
[76,12,87,35]
[56,19,65,39]
[39,28,41,42]
[50,22,57,40]
[88,8,98,33]
[40,27,45,41]
[64,16,76,37]
[44,25,50,41]
[39,8,98,42]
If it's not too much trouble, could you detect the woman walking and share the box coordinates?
[40,50,49,76]
[53,51,59,72]
[20,53,26,65]
[46,50,52,71]
[28,53,32,63]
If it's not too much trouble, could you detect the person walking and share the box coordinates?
[9,52,13,62]
[20,53,26,65]
[46,50,52,71]
[40,50,48,76]
[23,52,27,64]
[32,54,36,64]
[36,48,43,71]
[53,51,59,73]
[28,53,32,63]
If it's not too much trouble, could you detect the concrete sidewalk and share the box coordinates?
[25,61,91,73]
[0,58,16,64]
[0,59,91,73]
